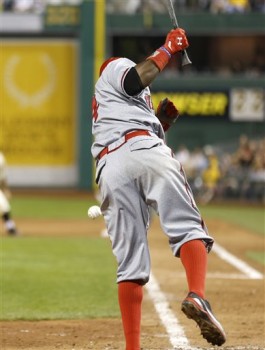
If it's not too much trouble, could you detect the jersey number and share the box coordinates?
[92,95,99,122]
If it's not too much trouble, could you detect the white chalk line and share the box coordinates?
[168,272,261,279]
[145,272,190,349]
[213,243,263,280]
[146,242,263,349]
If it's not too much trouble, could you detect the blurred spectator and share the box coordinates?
[224,135,255,198]
[246,138,265,200]
[250,0,265,12]
[233,134,255,169]
[210,0,230,13]
[189,147,208,177]
[210,0,250,14]
[138,0,175,13]
[107,0,174,14]
[225,0,250,12]
[48,0,82,4]
[46,0,61,4]
[1,0,264,13]
[200,146,221,203]
[106,0,140,15]
[0,0,81,12]
[106,0,262,13]
[175,136,265,203]
[2,0,15,11]
[174,144,191,168]
[14,0,35,12]
[1,0,45,12]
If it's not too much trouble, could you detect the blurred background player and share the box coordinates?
[0,151,18,235]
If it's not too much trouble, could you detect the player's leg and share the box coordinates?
[180,239,207,298]
[141,144,226,346]
[0,190,17,235]
[124,141,211,296]
[102,191,150,350]
[98,154,151,350]
[118,280,144,350]
[140,144,214,255]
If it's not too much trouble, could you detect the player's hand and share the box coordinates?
[164,28,189,55]
[156,98,180,132]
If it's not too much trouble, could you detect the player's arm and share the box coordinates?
[124,28,188,96]
[123,61,160,96]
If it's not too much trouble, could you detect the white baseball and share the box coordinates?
[87,205,102,219]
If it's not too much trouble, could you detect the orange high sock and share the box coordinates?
[180,240,207,298]
[118,281,143,350]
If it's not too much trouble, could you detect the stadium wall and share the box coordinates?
[0,6,264,190]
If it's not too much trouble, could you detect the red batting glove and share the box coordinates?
[147,28,189,71]
[157,98,180,132]
[164,28,189,55]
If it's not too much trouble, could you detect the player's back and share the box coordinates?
[91,58,163,159]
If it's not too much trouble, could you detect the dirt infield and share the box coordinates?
[1,215,264,350]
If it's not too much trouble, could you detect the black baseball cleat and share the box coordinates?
[181,292,226,346]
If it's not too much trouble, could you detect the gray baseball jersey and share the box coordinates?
[91,57,213,284]
[91,58,164,159]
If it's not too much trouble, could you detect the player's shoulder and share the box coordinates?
[96,57,136,94]
[102,57,135,76]
[116,57,135,66]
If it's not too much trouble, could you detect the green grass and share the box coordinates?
[11,196,264,232]
[0,236,119,320]
[11,196,97,219]
[1,195,264,321]
[199,205,265,236]
[199,204,265,267]
[246,251,265,265]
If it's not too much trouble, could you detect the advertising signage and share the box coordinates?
[151,88,264,121]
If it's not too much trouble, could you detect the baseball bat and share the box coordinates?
[166,0,192,66]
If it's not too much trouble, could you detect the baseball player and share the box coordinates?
[0,151,18,235]
[91,28,226,349]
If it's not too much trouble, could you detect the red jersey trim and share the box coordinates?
[99,57,120,76]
